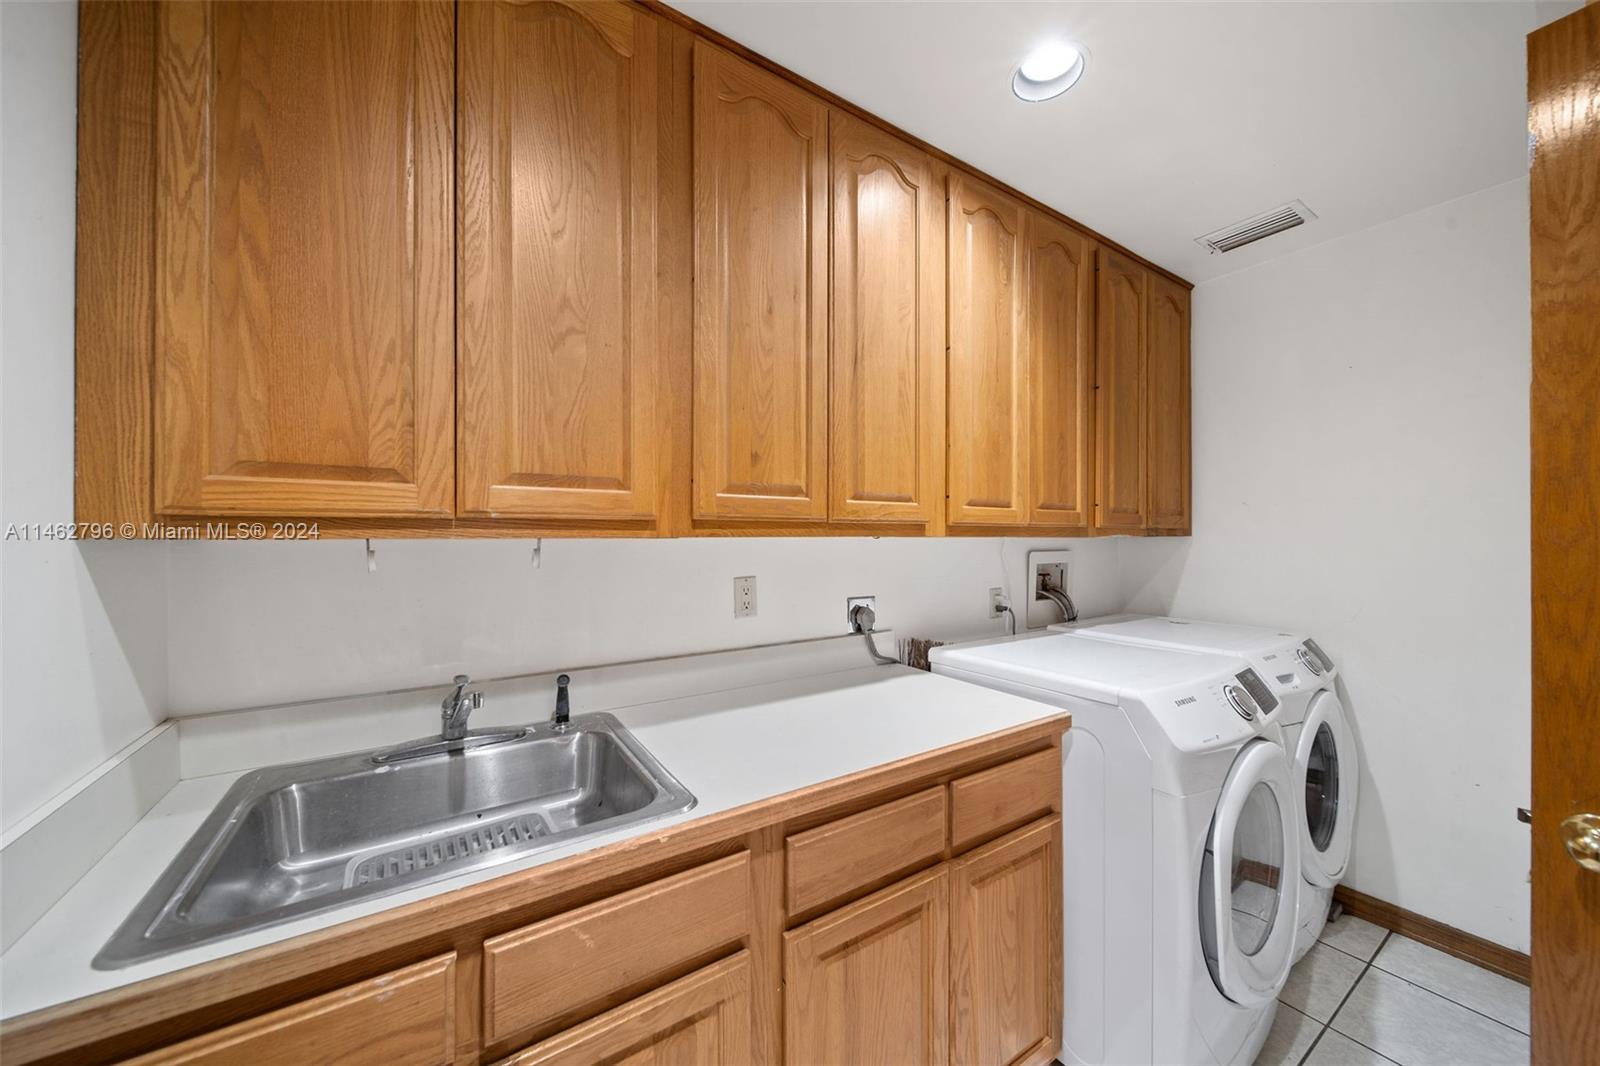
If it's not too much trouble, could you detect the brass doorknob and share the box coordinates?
[1560,813,1600,873]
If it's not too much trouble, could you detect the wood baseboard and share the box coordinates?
[1332,885,1530,985]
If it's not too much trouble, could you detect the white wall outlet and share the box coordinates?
[989,587,1009,618]
[1025,549,1074,629]
[733,575,757,618]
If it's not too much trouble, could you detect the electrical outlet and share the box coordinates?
[989,587,1009,618]
[733,575,757,618]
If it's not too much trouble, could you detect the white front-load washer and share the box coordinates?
[930,633,1300,1066]
[1055,615,1357,959]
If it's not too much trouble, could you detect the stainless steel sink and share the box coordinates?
[95,713,694,969]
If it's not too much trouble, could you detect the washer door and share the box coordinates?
[1295,691,1357,886]
[1200,739,1301,1007]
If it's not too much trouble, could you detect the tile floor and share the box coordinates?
[1256,914,1530,1066]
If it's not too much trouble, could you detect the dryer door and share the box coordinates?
[1296,690,1357,886]
[1200,739,1301,1007]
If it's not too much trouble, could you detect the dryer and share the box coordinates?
[931,633,1299,1066]
[1055,615,1356,958]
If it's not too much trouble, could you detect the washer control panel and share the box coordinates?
[1223,683,1258,721]
[1233,667,1280,716]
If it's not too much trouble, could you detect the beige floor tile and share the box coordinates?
[1303,1029,1397,1065]
[1318,914,1388,961]
[1372,935,1530,1034]
[1330,968,1529,1066]
[1280,941,1367,1022]
[1256,1002,1322,1066]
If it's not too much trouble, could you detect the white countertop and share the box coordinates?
[0,662,1065,1020]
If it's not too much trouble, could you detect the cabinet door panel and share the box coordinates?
[785,866,949,1066]
[1026,216,1095,529]
[1094,250,1147,531]
[506,953,752,1066]
[692,42,828,520]
[829,113,944,523]
[1146,276,1192,533]
[950,818,1062,1066]
[457,0,660,520]
[947,175,1027,526]
[155,1,454,517]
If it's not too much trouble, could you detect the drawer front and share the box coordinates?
[500,951,752,1066]
[483,853,750,1045]
[949,748,1059,852]
[785,786,947,916]
[128,953,456,1066]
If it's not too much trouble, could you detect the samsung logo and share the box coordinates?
[1174,696,1197,706]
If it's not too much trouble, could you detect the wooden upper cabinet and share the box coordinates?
[1145,276,1192,533]
[785,867,950,1066]
[947,174,1028,526]
[1025,216,1095,530]
[692,42,829,521]
[153,1,454,518]
[456,0,661,521]
[828,114,945,524]
[1094,249,1148,532]
[950,819,1062,1066]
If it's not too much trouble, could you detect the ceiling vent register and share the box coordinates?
[1196,200,1317,254]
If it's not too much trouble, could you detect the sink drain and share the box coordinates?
[347,812,549,887]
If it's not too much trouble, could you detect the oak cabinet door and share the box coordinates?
[828,113,945,524]
[947,174,1027,527]
[692,42,828,521]
[154,1,454,517]
[950,819,1062,1066]
[784,866,949,1066]
[1025,216,1096,530]
[505,953,752,1066]
[457,0,661,521]
[1145,276,1192,533]
[1094,250,1148,532]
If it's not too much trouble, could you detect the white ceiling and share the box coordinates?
[667,0,1575,284]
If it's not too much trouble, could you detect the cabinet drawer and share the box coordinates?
[949,749,1059,852]
[127,953,456,1066]
[483,853,749,1045]
[786,786,947,916]
[501,951,752,1066]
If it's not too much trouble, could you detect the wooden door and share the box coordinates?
[784,866,949,1066]
[947,174,1027,526]
[1529,7,1600,1063]
[154,1,454,518]
[457,0,661,521]
[828,113,944,524]
[692,42,828,521]
[1025,214,1095,530]
[506,953,752,1066]
[1145,275,1191,533]
[950,818,1061,1066]
[1094,250,1147,532]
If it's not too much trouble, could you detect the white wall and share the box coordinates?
[1120,178,1532,951]
[0,2,170,832]
[164,536,1124,714]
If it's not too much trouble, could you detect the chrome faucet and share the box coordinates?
[553,674,571,729]
[441,674,483,741]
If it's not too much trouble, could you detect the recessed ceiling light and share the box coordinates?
[1013,41,1086,102]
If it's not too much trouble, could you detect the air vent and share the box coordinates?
[1195,200,1317,254]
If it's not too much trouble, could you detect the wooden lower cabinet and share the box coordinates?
[503,952,753,1066]
[950,819,1063,1066]
[1,729,1067,1066]
[784,867,951,1066]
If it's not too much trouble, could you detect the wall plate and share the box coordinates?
[1025,550,1073,630]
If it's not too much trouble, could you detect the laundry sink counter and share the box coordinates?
[0,658,1067,1024]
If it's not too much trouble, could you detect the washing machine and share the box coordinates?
[930,633,1300,1066]
[1055,615,1356,959]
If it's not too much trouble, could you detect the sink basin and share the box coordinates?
[95,713,695,969]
